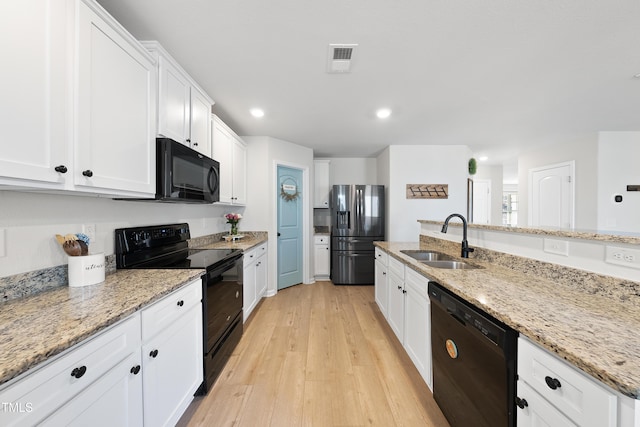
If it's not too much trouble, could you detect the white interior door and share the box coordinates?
[472,179,491,225]
[529,161,575,229]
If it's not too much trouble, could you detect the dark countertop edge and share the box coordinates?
[374,241,640,400]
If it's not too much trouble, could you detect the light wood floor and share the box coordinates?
[177,281,450,427]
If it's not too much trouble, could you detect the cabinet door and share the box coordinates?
[256,252,268,298]
[313,160,331,208]
[387,271,405,343]
[75,1,156,196]
[404,271,432,390]
[42,351,143,427]
[231,137,247,205]
[211,118,234,204]
[157,56,190,143]
[314,244,330,276]
[243,248,258,322]
[374,259,388,316]
[0,0,68,186]
[517,380,577,427]
[142,304,203,427]
[189,87,212,156]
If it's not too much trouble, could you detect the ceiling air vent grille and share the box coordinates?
[327,44,358,73]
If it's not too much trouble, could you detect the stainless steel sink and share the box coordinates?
[400,250,454,261]
[421,260,482,270]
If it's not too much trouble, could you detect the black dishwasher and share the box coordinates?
[428,281,517,427]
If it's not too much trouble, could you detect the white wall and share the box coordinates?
[244,136,314,294]
[473,164,504,226]
[0,191,238,277]
[518,134,598,230]
[597,132,640,233]
[325,157,377,185]
[381,145,472,242]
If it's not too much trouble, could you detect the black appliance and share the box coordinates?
[115,223,243,394]
[428,281,517,427]
[330,184,385,285]
[154,137,220,203]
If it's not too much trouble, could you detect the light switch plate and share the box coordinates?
[543,238,569,256]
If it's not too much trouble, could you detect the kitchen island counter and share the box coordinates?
[375,240,640,399]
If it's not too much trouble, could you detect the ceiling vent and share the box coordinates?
[327,44,358,73]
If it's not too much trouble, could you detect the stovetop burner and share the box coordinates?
[115,223,241,271]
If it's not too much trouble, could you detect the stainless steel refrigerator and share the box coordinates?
[330,185,385,285]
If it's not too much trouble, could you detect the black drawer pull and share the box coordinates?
[54,165,68,173]
[130,365,141,375]
[515,397,528,409]
[545,376,562,390]
[70,365,87,379]
[150,349,159,358]
[177,300,184,307]
[82,169,93,177]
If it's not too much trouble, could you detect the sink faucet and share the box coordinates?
[441,213,474,258]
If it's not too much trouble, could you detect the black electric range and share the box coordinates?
[115,223,244,394]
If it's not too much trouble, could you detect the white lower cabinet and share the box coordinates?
[517,337,617,427]
[374,248,389,315]
[314,235,330,278]
[0,280,203,427]
[403,268,432,391]
[243,243,268,322]
[44,350,143,427]
[0,315,142,427]
[387,257,406,342]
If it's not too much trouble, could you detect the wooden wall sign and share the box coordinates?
[406,184,449,199]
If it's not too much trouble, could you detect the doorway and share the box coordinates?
[529,161,575,229]
[277,165,303,290]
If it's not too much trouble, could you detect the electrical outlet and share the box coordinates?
[82,224,96,242]
[605,246,640,269]
[543,238,569,256]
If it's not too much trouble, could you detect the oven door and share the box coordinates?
[157,138,220,203]
[203,255,243,353]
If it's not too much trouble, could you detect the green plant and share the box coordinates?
[468,158,477,175]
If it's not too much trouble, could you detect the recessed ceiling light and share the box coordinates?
[479,156,489,162]
[376,108,391,119]
[250,108,264,118]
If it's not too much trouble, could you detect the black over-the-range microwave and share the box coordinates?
[155,137,220,203]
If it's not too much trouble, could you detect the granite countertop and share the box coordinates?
[0,269,204,387]
[192,233,268,251]
[375,241,640,399]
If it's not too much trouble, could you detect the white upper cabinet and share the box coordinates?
[143,41,214,157]
[313,160,331,208]
[212,115,247,205]
[0,0,156,197]
[0,0,69,188]
[74,0,156,197]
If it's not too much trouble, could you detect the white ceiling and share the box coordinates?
[98,0,640,163]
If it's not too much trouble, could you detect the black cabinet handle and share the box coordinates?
[515,397,528,409]
[54,165,68,173]
[186,139,191,143]
[70,365,87,379]
[130,365,141,375]
[82,170,93,177]
[150,349,159,358]
[397,285,402,290]
[545,376,562,390]
[382,271,386,275]
[403,289,407,294]
[193,142,198,147]
[177,300,184,307]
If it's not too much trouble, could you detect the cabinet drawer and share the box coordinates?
[405,268,429,299]
[256,242,267,257]
[388,256,405,279]
[518,337,617,427]
[0,315,140,427]
[314,235,329,245]
[141,279,202,342]
[516,380,577,427]
[374,247,388,265]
